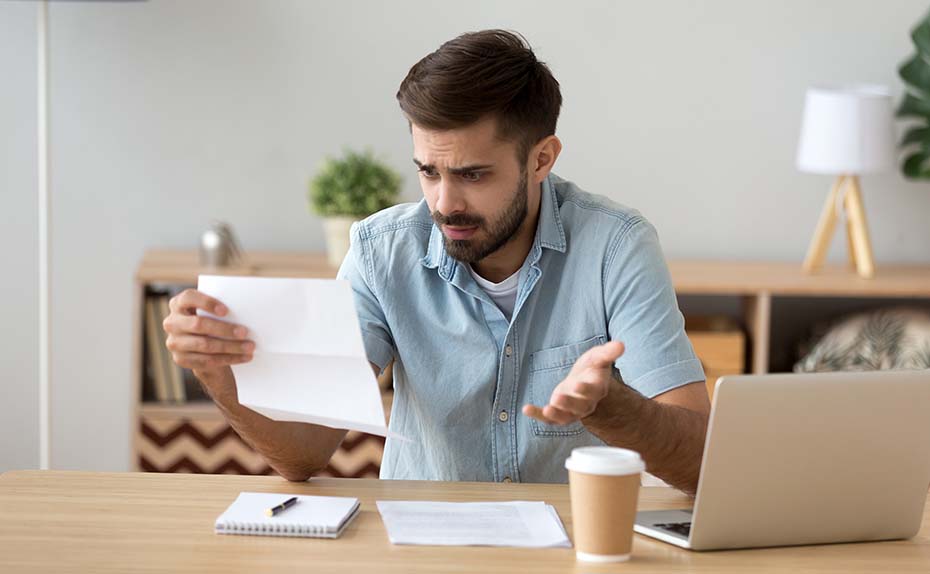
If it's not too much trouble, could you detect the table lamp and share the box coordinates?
[796,85,896,279]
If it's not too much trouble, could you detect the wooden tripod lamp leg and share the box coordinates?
[844,175,875,278]
[803,175,845,273]
[843,184,856,269]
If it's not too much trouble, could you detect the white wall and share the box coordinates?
[0,4,39,473]
[2,0,929,471]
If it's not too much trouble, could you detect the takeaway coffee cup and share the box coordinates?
[565,446,645,563]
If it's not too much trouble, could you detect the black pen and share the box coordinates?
[265,496,298,517]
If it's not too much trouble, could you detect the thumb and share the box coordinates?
[575,341,625,371]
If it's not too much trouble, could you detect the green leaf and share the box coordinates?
[912,13,930,57]
[901,126,930,147]
[896,91,930,118]
[897,11,930,180]
[900,53,930,96]
[902,151,930,179]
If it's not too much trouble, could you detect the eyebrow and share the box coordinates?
[413,159,494,175]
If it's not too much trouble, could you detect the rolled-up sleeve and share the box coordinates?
[337,221,396,374]
[603,218,705,398]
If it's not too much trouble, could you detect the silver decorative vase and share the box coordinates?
[200,221,243,268]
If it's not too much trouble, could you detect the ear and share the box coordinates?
[530,135,562,184]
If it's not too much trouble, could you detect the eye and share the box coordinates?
[418,166,439,179]
[461,171,482,182]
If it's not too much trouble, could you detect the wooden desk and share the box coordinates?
[2,471,928,573]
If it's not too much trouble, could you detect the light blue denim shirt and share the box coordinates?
[337,173,704,483]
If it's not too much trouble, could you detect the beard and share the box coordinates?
[431,168,528,264]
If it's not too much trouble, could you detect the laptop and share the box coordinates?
[634,370,930,551]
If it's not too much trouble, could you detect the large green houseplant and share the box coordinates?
[309,150,401,266]
[897,10,930,179]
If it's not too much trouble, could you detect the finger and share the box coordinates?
[171,352,253,370]
[557,378,608,402]
[166,334,254,356]
[550,392,596,418]
[573,341,625,372]
[170,288,228,317]
[168,313,249,340]
[523,404,545,419]
[542,404,580,426]
[522,404,561,426]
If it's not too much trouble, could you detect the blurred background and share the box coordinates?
[3,0,930,474]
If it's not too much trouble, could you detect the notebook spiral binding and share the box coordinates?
[220,521,329,537]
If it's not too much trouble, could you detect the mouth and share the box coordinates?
[442,225,479,240]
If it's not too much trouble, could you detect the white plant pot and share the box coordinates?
[322,216,360,268]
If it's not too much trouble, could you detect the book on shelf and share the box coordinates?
[157,295,186,402]
[143,288,209,404]
[144,296,170,402]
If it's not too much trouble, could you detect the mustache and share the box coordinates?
[431,211,484,228]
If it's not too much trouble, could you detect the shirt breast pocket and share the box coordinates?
[528,334,607,437]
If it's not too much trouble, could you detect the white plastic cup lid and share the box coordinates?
[565,446,645,476]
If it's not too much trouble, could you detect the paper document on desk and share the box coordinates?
[376,500,571,548]
[197,275,400,439]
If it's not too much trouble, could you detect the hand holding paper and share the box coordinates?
[197,275,399,438]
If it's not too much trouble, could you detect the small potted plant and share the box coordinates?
[309,149,401,266]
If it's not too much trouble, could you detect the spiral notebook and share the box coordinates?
[215,492,360,538]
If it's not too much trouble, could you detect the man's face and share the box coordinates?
[412,117,529,264]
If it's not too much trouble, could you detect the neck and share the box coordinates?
[472,191,541,283]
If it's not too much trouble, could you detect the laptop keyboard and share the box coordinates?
[654,522,692,537]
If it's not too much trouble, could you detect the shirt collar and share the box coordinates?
[537,172,567,253]
[420,173,567,273]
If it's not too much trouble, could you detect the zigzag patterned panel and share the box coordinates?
[138,415,385,478]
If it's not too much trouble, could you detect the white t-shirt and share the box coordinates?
[468,265,520,321]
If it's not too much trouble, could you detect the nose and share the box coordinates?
[434,179,466,216]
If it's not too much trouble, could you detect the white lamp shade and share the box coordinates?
[796,85,896,175]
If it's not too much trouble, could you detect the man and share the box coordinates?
[164,30,710,494]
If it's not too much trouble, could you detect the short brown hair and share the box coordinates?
[396,29,562,161]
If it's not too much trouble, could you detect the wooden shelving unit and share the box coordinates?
[668,260,930,374]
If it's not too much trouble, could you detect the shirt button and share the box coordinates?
[498,410,509,422]
[502,476,512,483]
[505,345,513,357]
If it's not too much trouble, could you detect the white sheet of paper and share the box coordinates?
[197,275,399,438]
[375,500,572,548]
